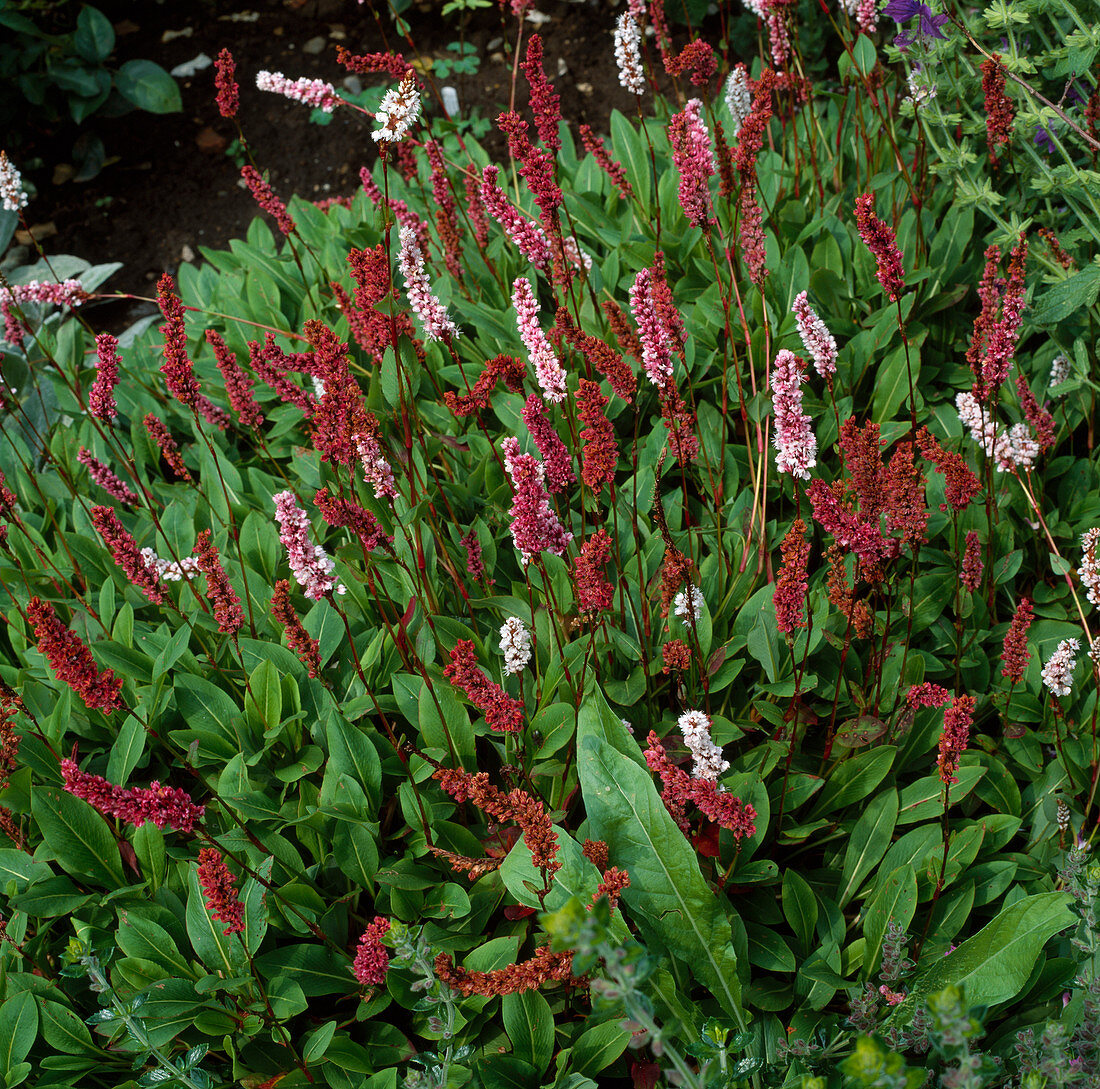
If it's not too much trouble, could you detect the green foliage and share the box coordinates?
[2,0,1100,1087]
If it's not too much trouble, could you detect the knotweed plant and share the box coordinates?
[1,0,1098,1086]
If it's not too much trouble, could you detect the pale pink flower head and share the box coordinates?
[512,277,566,403]
[480,167,551,269]
[678,709,729,781]
[397,225,459,342]
[791,291,837,378]
[255,70,340,112]
[273,490,344,600]
[1042,638,1079,697]
[770,349,817,480]
[501,437,573,564]
[629,267,675,387]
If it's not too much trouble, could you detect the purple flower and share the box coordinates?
[1034,123,1055,154]
[884,0,949,51]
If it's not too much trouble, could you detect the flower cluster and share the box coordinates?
[644,731,756,840]
[144,414,192,481]
[271,579,322,677]
[854,193,905,301]
[981,56,1015,163]
[90,506,164,604]
[723,65,751,138]
[1001,597,1033,682]
[196,848,245,935]
[480,167,550,269]
[0,150,27,212]
[678,710,729,781]
[433,766,559,877]
[356,422,397,501]
[434,944,578,997]
[572,529,614,613]
[256,70,340,112]
[501,437,573,563]
[938,695,974,786]
[575,380,618,492]
[314,488,391,552]
[667,98,714,228]
[774,518,810,634]
[353,916,391,985]
[214,48,238,118]
[78,449,140,506]
[499,617,532,675]
[206,330,263,428]
[89,332,121,421]
[273,491,344,600]
[444,640,525,733]
[613,12,646,95]
[241,165,296,236]
[960,531,983,592]
[140,548,200,582]
[1042,638,1080,697]
[397,225,459,341]
[674,583,703,623]
[2,278,86,346]
[791,291,837,379]
[771,350,817,480]
[513,278,565,402]
[61,758,204,831]
[193,530,244,634]
[372,70,420,144]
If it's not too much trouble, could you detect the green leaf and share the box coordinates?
[255,944,353,996]
[246,658,283,736]
[852,34,877,75]
[9,876,91,917]
[324,712,382,815]
[577,734,745,1026]
[303,1021,338,1063]
[0,992,38,1072]
[106,714,146,785]
[333,822,379,892]
[903,892,1075,1010]
[873,344,918,424]
[74,6,114,62]
[115,59,181,114]
[781,869,818,951]
[609,110,651,207]
[116,912,194,978]
[810,748,896,818]
[838,788,898,907]
[1030,264,1100,325]
[862,867,918,978]
[502,990,554,1074]
[37,999,99,1056]
[576,684,646,768]
[570,1020,630,1075]
[31,785,124,887]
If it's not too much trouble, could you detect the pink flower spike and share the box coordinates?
[513,278,566,403]
[770,350,817,480]
[481,167,551,269]
[354,916,392,985]
[89,332,121,421]
[855,193,905,301]
[397,225,459,342]
[0,151,28,212]
[90,506,164,604]
[255,70,340,113]
[629,267,675,388]
[521,395,575,493]
[668,98,715,229]
[372,70,420,144]
[273,490,344,600]
[791,291,837,378]
[197,848,245,935]
[501,437,573,564]
[77,449,140,505]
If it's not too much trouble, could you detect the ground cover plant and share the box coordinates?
[1,0,1099,1085]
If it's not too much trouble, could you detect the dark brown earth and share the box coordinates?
[13,0,726,333]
